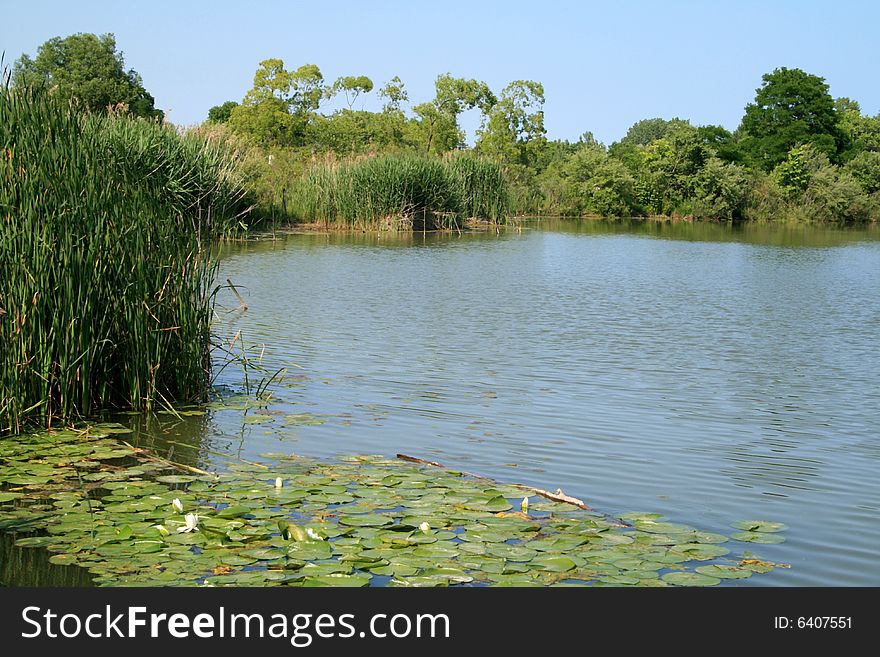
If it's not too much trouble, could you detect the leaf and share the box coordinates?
[302,574,371,587]
[156,475,197,484]
[529,555,577,572]
[731,531,785,544]
[696,565,753,580]
[338,514,394,527]
[730,520,787,533]
[661,572,721,587]
[217,505,253,518]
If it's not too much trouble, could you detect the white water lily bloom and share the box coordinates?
[177,513,199,533]
[275,477,283,489]
[306,528,324,541]
[419,522,431,534]
[153,524,170,536]
[171,498,184,513]
[521,496,530,513]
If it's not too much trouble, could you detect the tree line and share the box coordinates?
[13,32,880,223]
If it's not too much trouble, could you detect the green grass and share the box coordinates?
[0,86,251,433]
[290,153,510,229]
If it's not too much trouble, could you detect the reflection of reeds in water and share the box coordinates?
[291,153,510,229]
[0,86,251,433]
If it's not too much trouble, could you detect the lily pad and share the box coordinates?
[695,565,753,580]
[730,520,787,533]
[731,532,785,544]
[661,572,722,587]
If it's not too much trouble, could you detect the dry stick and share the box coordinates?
[396,453,444,467]
[395,453,591,510]
[529,487,591,510]
[227,278,248,311]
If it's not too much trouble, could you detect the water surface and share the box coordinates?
[190,219,880,586]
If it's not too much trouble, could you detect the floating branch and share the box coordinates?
[396,452,592,510]
[530,487,591,510]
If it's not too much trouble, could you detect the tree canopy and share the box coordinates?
[13,32,162,119]
[739,67,844,170]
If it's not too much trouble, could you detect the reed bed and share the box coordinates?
[0,86,250,433]
[291,153,510,229]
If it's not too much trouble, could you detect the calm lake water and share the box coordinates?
[149,219,879,586]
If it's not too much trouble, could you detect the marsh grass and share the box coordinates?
[291,153,510,229]
[0,86,251,433]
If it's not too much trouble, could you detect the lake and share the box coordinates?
[143,218,880,586]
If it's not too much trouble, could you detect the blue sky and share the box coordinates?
[2,1,878,144]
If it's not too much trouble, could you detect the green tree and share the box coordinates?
[477,80,546,167]
[412,74,496,154]
[836,97,880,154]
[616,117,691,147]
[228,59,326,147]
[12,32,161,119]
[549,143,637,216]
[739,67,845,170]
[378,76,408,112]
[695,124,741,163]
[843,150,880,194]
[207,100,239,123]
[330,75,374,109]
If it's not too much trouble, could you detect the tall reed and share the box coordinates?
[0,86,250,433]
[291,153,510,229]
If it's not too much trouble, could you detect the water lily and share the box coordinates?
[521,496,530,513]
[171,498,184,513]
[306,528,324,541]
[274,477,283,489]
[177,513,199,533]
[153,524,170,536]
[419,521,431,534]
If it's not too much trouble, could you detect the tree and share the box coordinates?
[477,80,546,167]
[616,117,691,147]
[207,100,239,123]
[836,97,880,154]
[228,59,326,147]
[12,33,162,119]
[330,75,374,109]
[739,67,845,170]
[550,143,637,217]
[378,76,408,112]
[412,74,496,154]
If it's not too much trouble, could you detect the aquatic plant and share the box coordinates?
[290,153,510,229]
[0,427,788,587]
[0,86,250,432]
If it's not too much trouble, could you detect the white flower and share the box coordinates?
[521,496,530,513]
[177,513,199,533]
[306,528,324,541]
[419,522,431,534]
[153,524,170,536]
[275,477,283,489]
[171,498,184,513]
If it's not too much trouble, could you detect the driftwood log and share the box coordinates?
[396,453,591,510]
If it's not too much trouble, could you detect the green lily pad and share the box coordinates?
[731,532,785,544]
[661,572,722,587]
[530,555,577,572]
[695,565,753,580]
[338,514,394,527]
[156,475,197,484]
[730,520,787,533]
[217,505,253,518]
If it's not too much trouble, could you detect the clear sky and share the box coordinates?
[2,0,878,144]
